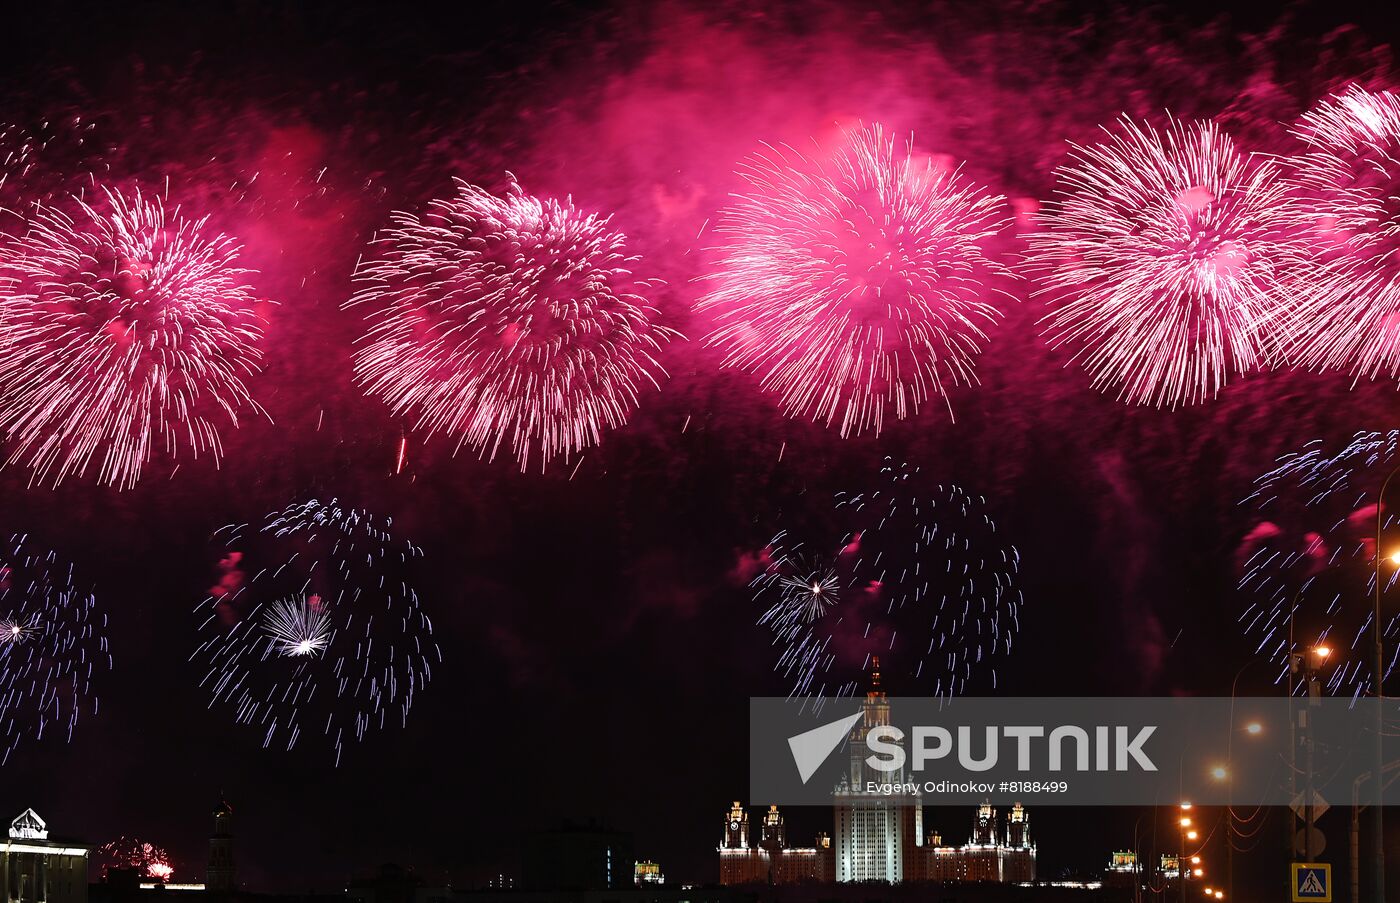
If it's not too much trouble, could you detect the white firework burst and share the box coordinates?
[263,597,332,657]
[0,615,38,645]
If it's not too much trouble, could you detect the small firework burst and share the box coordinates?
[99,838,174,881]
[1280,86,1400,380]
[758,549,841,634]
[263,596,332,657]
[0,187,266,487]
[1029,117,1304,407]
[1238,430,1400,697]
[701,125,1013,434]
[753,459,1022,701]
[348,178,678,471]
[0,535,109,764]
[0,614,39,645]
[192,500,441,764]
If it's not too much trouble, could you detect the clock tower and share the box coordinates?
[722,802,749,849]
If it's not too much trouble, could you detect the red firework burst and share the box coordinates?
[699,125,1013,434]
[348,178,678,471]
[1028,117,1305,408]
[0,187,266,487]
[1280,85,1400,380]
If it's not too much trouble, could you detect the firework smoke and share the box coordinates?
[191,500,441,765]
[1281,86,1400,380]
[754,459,1022,701]
[0,187,267,488]
[700,125,1013,434]
[349,177,679,471]
[1029,117,1304,408]
[0,534,109,765]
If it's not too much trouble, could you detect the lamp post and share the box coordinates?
[1224,659,1268,903]
[1371,465,1399,903]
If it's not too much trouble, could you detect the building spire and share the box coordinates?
[868,656,882,695]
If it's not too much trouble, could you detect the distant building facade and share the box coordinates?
[522,823,633,891]
[0,809,88,903]
[206,800,235,893]
[720,660,1035,886]
[718,803,834,885]
[632,861,663,885]
[347,863,452,903]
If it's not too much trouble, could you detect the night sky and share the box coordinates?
[5,0,1400,892]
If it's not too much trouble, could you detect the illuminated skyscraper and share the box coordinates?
[832,658,923,883]
[718,661,1035,886]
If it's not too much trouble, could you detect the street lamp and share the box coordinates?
[1211,766,1228,781]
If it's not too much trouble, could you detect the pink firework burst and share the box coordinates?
[1281,86,1400,379]
[349,178,679,471]
[699,125,1013,435]
[0,187,266,488]
[1029,117,1304,408]
[99,837,174,882]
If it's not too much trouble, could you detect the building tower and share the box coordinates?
[721,802,749,849]
[833,657,923,883]
[1006,802,1030,848]
[760,806,786,852]
[206,799,236,892]
[972,803,997,846]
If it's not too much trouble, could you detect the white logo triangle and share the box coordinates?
[787,710,865,784]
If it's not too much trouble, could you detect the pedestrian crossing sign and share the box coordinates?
[1291,863,1331,902]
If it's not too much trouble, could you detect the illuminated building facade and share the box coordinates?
[0,810,88,903]
[919,804,1036,883]
[718,803,834,885]
[632,861,663,885]
[720,661,1035,886]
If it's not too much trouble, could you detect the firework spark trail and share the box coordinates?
[348,178,679,472]
[0,116,101,224]
[1280,86,1400,380]
[1238,430,1400,698]
[699,125,1013,435]
[0,187,266,488]
[754,459,1022,703]
[1029,117,1306,408]
[0,534,109,765]
[191,500,441,765]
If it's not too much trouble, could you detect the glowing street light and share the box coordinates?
[1245,721,1262,735]
[1180,817,1192,827]
[1212,765,1229,781]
